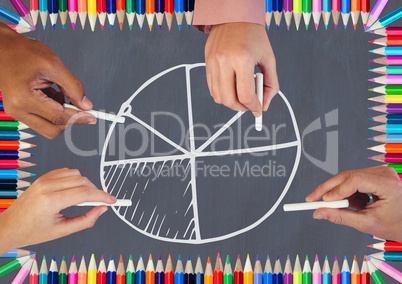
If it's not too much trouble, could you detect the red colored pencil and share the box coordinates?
[165,255,174,284]
[97,0,106,29]
[360,0,369,29]
[213,253,223,284]
[233,255,243,284]
[0,160,36,169]
[97,255,107,284]
[360,256,370,284]
[369,242,402,251]
[30,0,39,27]
[371,27,402,36]
[164,0,173,30]
[370,36,402,46]
[0,111,15,121]
[0,141,36,151]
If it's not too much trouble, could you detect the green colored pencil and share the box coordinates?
[0,121,29,131]
[58,256,68,284]
[0,255,31,278]
[302,255,312,284]
[126,254,136,284]
[367,258,385,284]
[223,255,233,284]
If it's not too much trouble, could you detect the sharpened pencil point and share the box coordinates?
[110,25,114,30]
[178,24,182,31]
[315,23,318,30]
[334,23,338,29]
[52,24,56,30]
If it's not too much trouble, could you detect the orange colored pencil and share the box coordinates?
[145,0,155,30]
[116,255,126,284]
[204,257,213,284]
[116,0,125,30]
[350,0,360,29]
[0,141,35,151]
[0,199,15,209]
[146,255,155,284]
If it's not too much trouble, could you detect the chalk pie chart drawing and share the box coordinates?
[100,63,301,244]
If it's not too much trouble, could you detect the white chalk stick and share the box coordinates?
[64,103,125,123]
[255,73,263,132]
[283,199,349,212]
[77,199,132,207]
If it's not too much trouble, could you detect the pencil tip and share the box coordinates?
[110,25,114,30]
[334,24,338,29]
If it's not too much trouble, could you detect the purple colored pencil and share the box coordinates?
[370,104,402,114]
[155,0,164,29]
[283,0,293,30]
[366,0,388,29]
[10,0,35,28]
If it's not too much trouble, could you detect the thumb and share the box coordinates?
[313,208,371,233]
[51,63,93,111]
[57,206,108,236]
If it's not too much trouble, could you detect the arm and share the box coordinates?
[306,166,402,243]
[0,168,117,255]
[193,0,279,116]
[0,23,96,139]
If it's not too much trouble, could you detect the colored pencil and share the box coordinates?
[68,0,78,29]
[273,256,283,284]
[350,0,359,29]
[146,255,155,284]
[370,37,402,47]
[371,27,402,36]
[371,251,402,261]
[293,0,302,30]
[366,0,388,29]
[58,0,68,28]
[77,256,87,284]
[48,255,58,284]
[312,0,322,30]
[125,0,135,30]
[214,254,223,284]
[266,0,273,29]
[371,56,402,65]
[283,0,293,30]
[165,255,173,284]
[58,256,68,284]
[10,0,35,28]
[137,255,146,284]
[0,190,23,199]
[204,257,213,284]
[370,124,402,133]
[234,256,243,284]
[155,0,164,29]
[30,0,39,27]
[184,0,194,29]
[0,112,15,121]
[369,241,402,251]
[293,255,301,284]
[387,163,402,173]
[340,0,350,29]
[97,255,107,284]
[350,256,360,284]
[6,24,32,33]
[0,150,33,161]
[184,257,194,284]
[371,47,402,56]
[136,0,145,30]
[322,0,331,29]
[366,258,385,284]
[164,0,173,30]
[68,256,78,284]
[97,0,107,29]
[174,0,184,30]
[195,256,203,284]
[243,255,252,284]
[369,153,402,163]
[155,255,165,284]
[321,256,330,284]
[312,255,321,284]
[12,256,34,284]
[273,0,283,29]
[88,254,97,284]
[253,256,262,284]
[370,114,402,124]
[282,256,292,284]
[145,0,155,30]
[39,255,48,284]
[360,257,370,284]
[302,0,312,29]
[302,256,311,284]
[0,141,34,151]
[116,255,126,284]
[1,249,33,258]
[0,6,32,30]
[369,75,402,85]
[369,143,402,153]
[87,0,97,31]
[0,160,35,169]
[48,0,58,29]
[126,255,135,284]
[30,255,39,284]
[370,104,402,113]
[370,85,402,95]
[106,0,116,29]
[331,257,340,284]
[77,0,87,29]
[0,170,35,179]
[368,7,402,31]
[368,256,402,282]
[106,255,116,284]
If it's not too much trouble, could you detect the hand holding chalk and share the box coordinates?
[283,200,349,211]
[305,166,402,243]
[64,103,125,123]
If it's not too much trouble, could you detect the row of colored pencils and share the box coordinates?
[1,0,194,32]
[0,90,35,212]
[2,252,402,283]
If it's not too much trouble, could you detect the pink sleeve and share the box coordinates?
[193,0,265,33]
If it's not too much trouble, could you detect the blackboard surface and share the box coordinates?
[1,0,402,282]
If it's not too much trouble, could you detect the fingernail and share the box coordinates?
[253,111,261,117]
[110,195,117,203]
[313,214,326,220]
[81,96,93,109]
[305,195,313,202]
[99,207,108,217]
[322,193,331,201]
[84,116,96,125]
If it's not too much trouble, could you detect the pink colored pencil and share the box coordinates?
[372,27,402,36]
[68,0,78,29]
[7,24,32,33]
[371,56,402,65]
[312,0,322,30]
[68,256,78,284]
[10,0,35,28]
[29,0,39,27]
[12,256,34,284]
[369,75,402,84]
[367,256,402,283]
[332,0,341,28]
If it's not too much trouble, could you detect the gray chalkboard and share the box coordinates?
[1,0,401,282]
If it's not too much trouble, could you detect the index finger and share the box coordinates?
[235,66,262,117]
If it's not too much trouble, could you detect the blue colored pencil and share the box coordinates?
[0,190,23,199]
[156,255,165,284]
[0,150,33,160]
[0,6,32,29]
[48,0,58,29]
[136,255,146,284]
[0,131,35,141]
[136,0,145,30]
[155,0,164,29]
[174,0,184,30]
[48,255,58,284]
[107,255,116,284]
[340,0,350,29]
[0,170,35,179]
[263,256,273,284]
[194,256,203,284]
[371,47,402,56]
[368,7,402,31]
[0,249,33,258]
[175,255,184,284]
[370,124,402,133]
[273,0,283,29]
[370,251,402,261]
[370,134,402,143]
[265,0,273,29]
[106,0,116,29]
[340,256,350,284]
[273,256,283,284]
